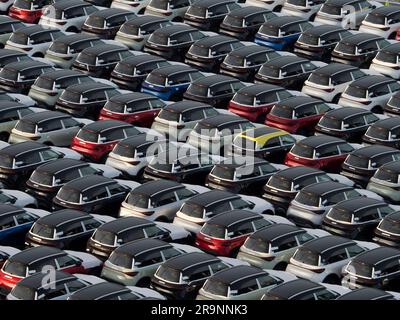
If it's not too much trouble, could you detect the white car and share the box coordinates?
[0,91,36,107]
[111,0,152,14]
[0,189,39,207]
[145,0,197,22]
[246,0,286,12]
[281,0,325,20]
[369,43,400,80]
[359,6,400,39]
[286,236,379,284]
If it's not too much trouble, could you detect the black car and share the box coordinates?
[262,166,338,215]
[254,56,322,90]
[110,55,170,91]
[373,212,400,248]
[0,17,25,48]
[185,35,245,72]
[25,210,108,250]
[144,24,207,62]
[183,74,246,108]
[383,90,400,117]
[206,156,279,195]
[337,287,398,300]
[0,49,30,68]
[322,198,395,240]
[341,145,400,187]
[342,247,400,291]
[315,107,380,142]
[363,117,400,148]
[150,252,231,299]
[184,0,242,32]
[0,60,54,94]
[220,45,281,81]
[219,6,277,41]
[294,25,352,62]
[331,33,391,68]
[72,44,136,78]
[55,83,122,119]
[81,8,137,39]
[0,101,34,141]
[52,175,131,215]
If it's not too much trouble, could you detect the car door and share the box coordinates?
[316,144,342,171]
[55,254,86,274]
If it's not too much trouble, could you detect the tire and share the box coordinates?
[389,32,397,40]
[371,106,383,114]
[32,52,44,58]
[66,27,79,33]
[172,17,183,22]
[155,216,169,222]
[262,209,274,216]
[274,262,287,271]
[323,275,340,285]
[136,277,151,288]
[0,132,9,142]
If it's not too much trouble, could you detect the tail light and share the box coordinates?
[359,100,372,105]
[262,255,275,262]
[311,268,325,273]
[124,271,138,276]
[322,87,335,92]
[165,11,172,16]
[176,124,185,129]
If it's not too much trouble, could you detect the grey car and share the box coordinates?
[367,160,400,203]
[0,16,26,49]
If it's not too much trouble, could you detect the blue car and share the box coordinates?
[255,16,313,51]
[0,204,49,247]
[141,65,206,101]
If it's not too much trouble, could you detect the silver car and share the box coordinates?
[367,160,400,203]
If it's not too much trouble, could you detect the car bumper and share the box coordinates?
[173,216,202,234]
[287,206,324,227]
[236,252,275,269]
[369,63,400,80]
[286,264,324,282]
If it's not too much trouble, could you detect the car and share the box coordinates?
[284,135,356,172]
[0,204,49,247]
[197,265,296,300]
[302,63,369,103]
[0,188,38,208]
[0,246,103,295]
[144,0,196,22]
[8,0,56,23]
[340,145,400,187]
[81,8,137,39]
[363,117,400,148]
[331,33,392,68]
[293,25,353,62]
[228,83,294,123]
[341,246,400,290]
[370,43,400,80]
[185,35,248,72]
[52,175,137,214]
[261,279,350,300]
[25,158,122,207]
[186,114,255,156]
[86,216,191,259]
[230,126,298,163]
[39,0,100,33]
[286,181,382,227]
[337,287,400,300]
[367,160,400,203]
[262,166,354,215]
[25,210,114,250]
[143,143,222,183]
[0,101,38,142]
[266,96,335,135]
[101,239,201,287]
[205,156,284,195]
[339,75,400,113]
[114,16,173,51]
[0,0,16,13]
[44,33,106,69]
[359,6,400,39]
[287,235,378,284]
[119,180,209,221]
[219,45,282,81]
[173,189,275,234]
[5,25,66,58]
[373,211,400,247]
[0,49,32,68]
[0,246,19,269]
[55,83,127,119]
[144,24,211,62]
[384,90,400,117]
[0,17,26,49]
[110,55,171,91]
[7,271,105,300]
[314,0,382,29]
[151,101,221,142]
[184,0,242,32]
[71,120,146,162]
[183,75,247,108]
[281,0,325,20]
[0,60,55,94]
[8,111,90,146]
[195,210,292,257]
[150,252,244,299]
[254,56,325,90]
[322,198,396,240]
[68,281,165,300]
[99,93,166,127]
[237,223,329,270]
[315,107,381,142]
[141,65,206,101]
[0,141,82,188]
[254,16,313,51]
[71,44,140,79]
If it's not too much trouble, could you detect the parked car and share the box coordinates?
[9,0,56,23]
[246,0,285,12]
[0,17,26,48]
[0,189,38,208]
[0,246,19,269]
[370,43,400,80]
[367,160,400,203]
[144,0,196,22]
[281,0,325,20]
[0,49,32,68]
[111,0,152,13]
[359,6,400,39]
[373,211,400,247]
[363,117,400,148]
[337,287,400,300]
[384,90,400,117]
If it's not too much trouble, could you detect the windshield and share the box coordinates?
[295,191,320,206]
[327,207,352,223]
[291,143,314,158]
[35,77,54,90]
[108,251,133,269]
[201,224,225,239]
[270,105,293,119]
[93,229,116,246]
[366,125,389,140]
[293,247,319,266]
[77,129,99,143]
[244,236,270,253]
[374,168,398,183]
[31,222,54,238]
[180,202,204,218]
[156,265,181,283]
[9,32,28,45]
[259,24,280,37]
[2,260,26,277]
[345,85,367,98]
[0,68,18,81]
[320,3,342,15]
[202,279,228,297]
[126,193,149,208]
[30,170,53,186]
[146,73,166,86]
[57,187,80,203]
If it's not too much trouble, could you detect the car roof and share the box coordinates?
[65,82,114,94]
[0,204,25,217]
[275,96,323,110]
[0,49,26,58]
[192,35,237,48]
[186,190,238,207]
[302,25,345,36]
[35,209,92,228]
[354,247,400,266]
[199,114,246,128]
[349,75,394,89]
[369,5,400,16]
[228,45,273,57]
[16,271,76,290]
[299,135,345,148]
[114,135,154,149]
[163,252,218,270]
[88,8,132,18]
[53,33,99,45]
[333,198,385,214]
[340,33,383,45]
[190,0,236,8]
[0,101,25,112]
[153,24,197,36]
[150,64,197,77]
[0,141,48,157]
[99,216,153,234]
[53,0,92,10]
[250,223,303,242]
[3,60,50,72]
[165,101,211,113]
[82,120,131,133]
[371,117,400,131]
[216,156,268,169]
[211,265,266,285]
[324,107,369,120]
[109,92,157,104]
[228,5,270,18]
[192,74,238,87]
[0,16,19,24]
[132,180,183,197]
[267,279,323,299]
[79,44,126,56]
[62,175,117,192]
[19,110,70,124]
[69,282,130,300]
[302,181,351,195]
[274,166,324,180]
[350,145,398,159]
[114,238,170,257]
[206,210,261,228]
[263,16,306,27]
[14,25,58,36]
[37,69,84,81]
[116,54,165,66]
[122,15,168,27]
[313,63,357,76]
[10,246,64,265]
[337,287,394,300]
[302,235,355,254]
[264,55,308,68]
[237,83,283,96]
[381,42,400,54]
[34,158,85,175]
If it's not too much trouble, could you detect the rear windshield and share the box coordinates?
[48,41,68,54]
[233,93,254,106]
[30,170,53,186]
[201,224,225,239]
[126,193,149,209]
[365,13,386,25]
[267,175,292,191]
[320,3,341,15]
[365,125,389,140]
[148,33,168,45]
[211,166,235,180]
[186,5,206,17]
[119,23,139,36]
[389,95,400,108]
[0,68,18,81]
[259,24,280,37]
[60,90,81,103]
[224,15,243,27]
[234,136,256,151]
[76,52,96,65]
[189,44,210,57]
[93,229,116,246]
[202,279,228,297]
[298,33,319,46]
[104,101,125,113]
[244,236,270,253]
[345,155,369,168]
[187,84,209,97]
[374,168,398,183]
[0,154,13,168]
[77,129,99,143]
[224,54,244,67]
[347,260,373,277]
[31,222,54,238]
[149,159,173,172]
[35,77,53,90]
[259,64,280,78]
[335,42,356,55]
[319,115,341,129]
[295,190,320,206]
[57,187,80,203]
[146,73,166,86]
[85,16,105,28]
[108,251,133,269]
[376,50,398,64]
[9,33,28,45]
[327,207,352,223]
[308,73,330,86]
[113,143,135,158]
[293,247,319,266]
[158,109,180,122]
[150,0,169,10]
[15,120,36,133]
[2,260,27,277]
[156,265,181,282]
[379,216,400,234]
[291,143,314,158]
[345,85,367,98]
[11,285,35,300]
[180,202,204,218]
[270,105,293,119]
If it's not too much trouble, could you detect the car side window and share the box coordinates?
[84,187,108,202]
[209,201,231,215]
[229,222,254,238]
[120,229,144,243]
[139,251,163,267]
[39,119,63,132]
[188,265,211,282]
[14,212,36,225]
[0,109,21,122]
[364,113,378,124]
[315,103,331,114]
[377,39,390,49]
[62,221,84,237]
[203,108,219,117]
[317,144,339,157]
[315,289,339,300]
[16,151,41,166]
[107,184,127,196]
[235,278,259,295]
[144,225,166,238]
[380,260,400,276]
[152,192,177,207]
[295,105,316,118]
[62,118,79,128]
[332,72,352,85]
[211,83,232,96]
[173,32,191,44]
[346,244,365,257]
[263,137,281,148]
[0,215,16,230]
[182,109,204,121]
[338,143,354,154]
[66,280,86,294]
[323,248,348,264]
[175,188,196,201]
[296,232,314,245]
[84,6,97,15]
[252,218,271,230]
[64,6,85,18]
[230,198,250,210]
[283,64,302,77]
[102,129,125,142]
[389,82,400,93]
[83,218,102,231]
[372,84,391,97]
[31,33,52,44]
[43,284,68,300]
[56,255,78,269]
[258,274,279,288]
[344,115,366,128]
[277,237,298,251]
[324,191,346,206]
[351,69,366,80]
[283,23,301,35]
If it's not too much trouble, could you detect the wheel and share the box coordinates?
[371,106,383,114]
[273,5,282,12]
[136,277,151,288]
[155,216,169,222]
[323,275,340,285]
[172,17,183,22]
[32,52,44,58]
[274,262,287,271]
[262,209,274,215]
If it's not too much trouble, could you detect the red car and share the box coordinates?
[98,92,166,128]
[195,210,275,257]
[9,0,53,23]
[396,28,400,41]
[71,120,144,162]
[284,135,355,172]
[266,97,334,135]
[228,84,293,123]
[0,246,102,295]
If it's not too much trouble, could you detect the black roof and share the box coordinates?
[191,35,237,48]
[13,25,59,36]
[113,238,170,257]
[108,92,158,104]
[165,101,211,113]
[189,0,236,8]
[79,44,127,56]
[52,33,100,45]
[313,63,357,76]
[0,101,25,112]
[81,120,131,133]
[61,175,117,192]
[276,96,324,110]
[301,181,351,195]
[152,24,197,37]
[0,204,25,217]
[228,5,271,18]
[211,265,266,285]
[64,82,114,94]
[262,16,306,28]
[227,45,274,58]
[69,282,130,300]
[150,64,197,77]
[186,190,238,207]
[337,287,394,300]
[299,135,345,148]
[98,216,153,234]
[241,126,286,138]
[301,235,355,254]
[380,42,400,54]
[263,55,308,68]
[16,271,76,290]
[86,8,132,18]
[216,156,268,169]
[274,167,324,181]
[371,117,400,131]
[0,141,48,157]
[37,69,84,81]
[368,6,400,16]
[35,210,91,228]
[379,160,400,174]
[115,54,166,67]
[34,159,85,175]
[266,279,322,299]
[52,0,92,10]
[349,75,394,89]
[323,107,369,120]
[333,198,386,214]
[302,25,346,37]
[121,15,169,27]
[191,74,239,87]
[198,114,246,128]
[249,224,303,242]
[9,246,64,265]
[0,16,20,24]
[350,145,398,159]
[3,60,50,71]
[0,49,26,58]
[325,0,364,5]
[163,252,218,270]
[206,210,261,228]
[132,180,183,197]
[114,135,154,150]
[237,83,283,96]
[339,33,383,45]
[19,111,70,124]
[352,247,400,266]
